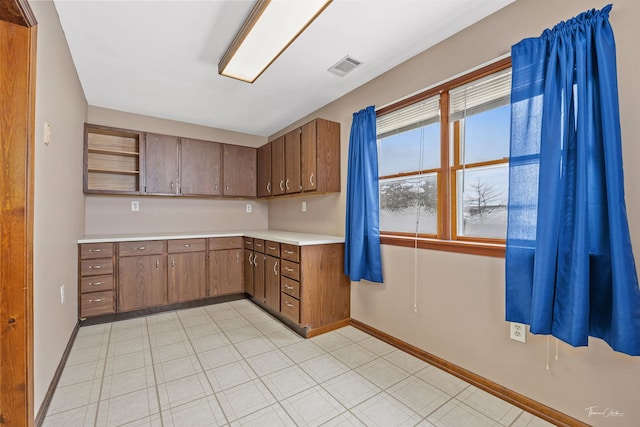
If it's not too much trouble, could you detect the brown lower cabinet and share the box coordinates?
[79,236,350,336]
[118,253,167,312]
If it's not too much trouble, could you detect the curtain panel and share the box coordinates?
[505,5,640,355]
[344,106,384,283]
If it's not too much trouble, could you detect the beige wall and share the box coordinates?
[270,0,640,425]
[84,107,269,235]
[31,0,88,415]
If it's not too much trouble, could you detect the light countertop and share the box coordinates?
[77,230,345,246]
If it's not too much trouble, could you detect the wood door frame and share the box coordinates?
[0,0,37,425]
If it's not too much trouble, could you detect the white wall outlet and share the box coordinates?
[44,122,52,145]
[301,201,307,212]
[246,203,252,213]
[60,285,65,304]
[131,201,139,212]
[510,322,527,343]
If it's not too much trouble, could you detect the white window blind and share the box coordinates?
[449,68,512,121]
[377,95,440,139]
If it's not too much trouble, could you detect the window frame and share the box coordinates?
[377,58,511,257]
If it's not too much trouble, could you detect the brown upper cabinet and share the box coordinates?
[144,133,180,195]
[223,144,257,197]
[301,118,340,193]
[258,118,340,199]
[271,136,285,196]
[84,124,143,194]
[284,129,302,194]
[180,138,222,196]
[257,143,272,197]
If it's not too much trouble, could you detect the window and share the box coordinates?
[377,59,511,256]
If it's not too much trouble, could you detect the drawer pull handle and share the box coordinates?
[88,248,103,252]
[183,244,191,247]
[246,241,252,246]
[284,301,293,308]
[273,261,278,275]
[88,265,103,269]
[89,298,104,303]
[284,250,294,255]
[268,246,276,251]
[135,246,146,251]
[310,173,314,186]
[89,281,104,286]
[284,284,293,290]
[285,267,293,272]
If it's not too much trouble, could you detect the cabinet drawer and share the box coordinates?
[280,244,299,263]
[265,241,280,257]
[281,293,300,324]
[80,275,114,293]
[80,258,113,276]
[168,238,206,253]
[254,239,265,253]
[209,236,243,250]
[244,238,254,249]
[80,243,114,259]
[119,240,164,256]
[281,260,299,281]
[80,291,115,317]
[281,276,300,299]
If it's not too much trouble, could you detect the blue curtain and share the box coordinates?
[506,5,640,355]
[344,106,383,283]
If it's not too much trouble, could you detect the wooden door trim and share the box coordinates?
[0,0,37,424]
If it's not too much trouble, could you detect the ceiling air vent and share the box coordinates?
[327,55,362,77]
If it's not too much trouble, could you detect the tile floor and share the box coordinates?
[42,300,554,426]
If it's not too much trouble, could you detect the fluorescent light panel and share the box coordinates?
[219,0,332,83]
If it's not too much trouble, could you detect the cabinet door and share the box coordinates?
[265,255,280,312]
[257,143,272,198]
[181,138,221,196]
[210,249,243,296]
[118,254,167,311]
[284,129,301,194]
[254,253,266,303]
[144,133,179,195]
[271,136,285,196]
[244,250,255,296]
[169,252,206,303]
[301,120,317,192]
[223,144,256,197]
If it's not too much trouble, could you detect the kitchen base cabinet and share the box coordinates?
[265,255,280,312]
[78,242,116,318]
[209,237,244,297]
[169,252,206,303]
[118,254,167,312]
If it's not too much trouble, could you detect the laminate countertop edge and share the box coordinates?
[77,230,345,246]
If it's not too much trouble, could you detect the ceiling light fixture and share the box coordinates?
[218,0,333,83]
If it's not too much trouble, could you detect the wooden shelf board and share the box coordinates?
[88,148,139,157]
[88,168,140,175]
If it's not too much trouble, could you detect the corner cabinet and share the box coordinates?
[258,118,340,199]
[84,124,143,194]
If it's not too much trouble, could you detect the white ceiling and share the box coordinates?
[53,0,514,137]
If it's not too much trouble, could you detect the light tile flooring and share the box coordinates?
[43,300,554,427]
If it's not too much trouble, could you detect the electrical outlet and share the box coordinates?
[131,201,139,211]
[301,201,307,212]
[44,122,52,145]
[60,285,65,304]
[246,203,252,213]
[510,322,526,343]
